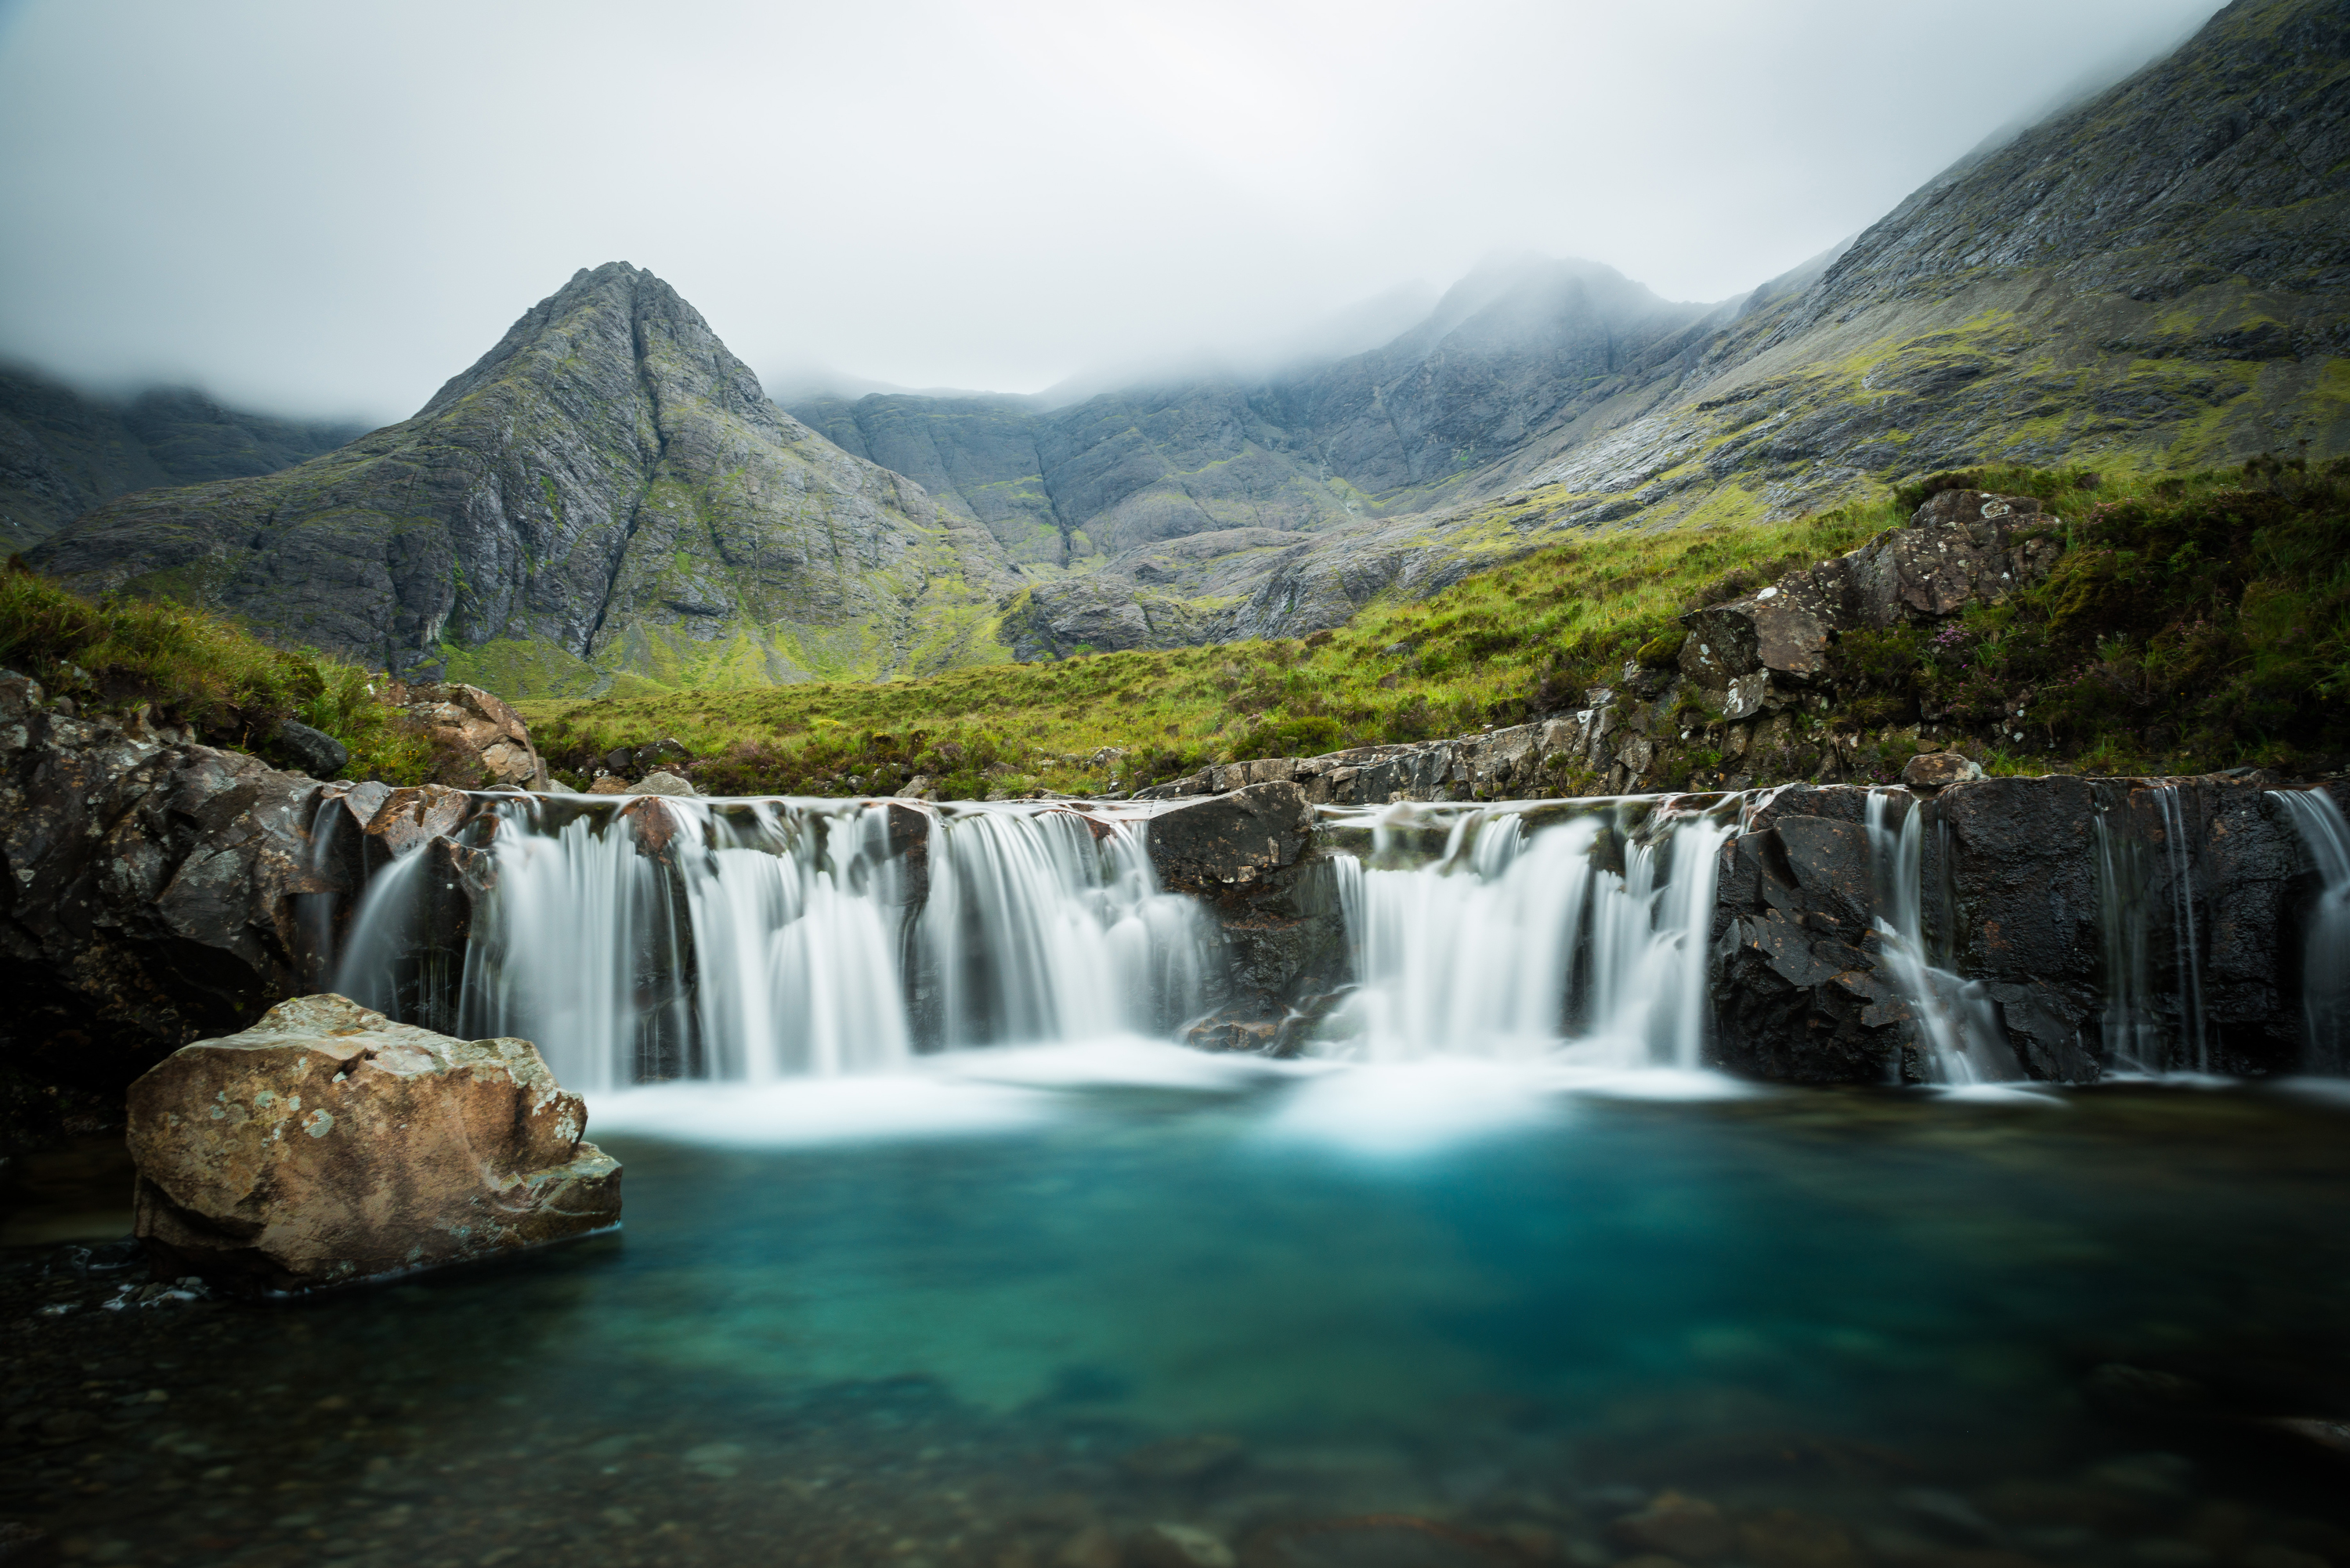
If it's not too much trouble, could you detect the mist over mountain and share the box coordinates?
[16,0,2348,694]
[1,368,364,546]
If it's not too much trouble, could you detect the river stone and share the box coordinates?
[1901,752,1983,789]
[1608,1491,1732,1561]
[126,993,620,1295]
[634,770,697,797]
[1131,1523,1235,1568]
[272,718,349,779]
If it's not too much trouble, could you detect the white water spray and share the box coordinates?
[2270,788,2350,1073]
[1863,789,2019,1086]
[334,797,1209,1089]
[1329,800,1732,1067]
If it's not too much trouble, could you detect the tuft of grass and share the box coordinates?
[0,558,431,781]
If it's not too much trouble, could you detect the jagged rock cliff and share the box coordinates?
[28,264,1018,695]
[0,367,364,547]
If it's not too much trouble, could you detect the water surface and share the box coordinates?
[8,1054,2350,1566]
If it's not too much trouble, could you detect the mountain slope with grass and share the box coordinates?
[524,456,2350,800]
[27,264,1019,699]
[1209,0,2350,641]
[1,366,366,548]
[794,0,2348,657]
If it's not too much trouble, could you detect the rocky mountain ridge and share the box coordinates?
[27,265,1018,695]
[1,366,364,547]
[16,2,2345,694]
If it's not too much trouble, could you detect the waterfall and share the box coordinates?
[2088,781,2214,1075]
[2270,788,2350,1073]
[1863,789,2020,1086]
[2091,794,2160,1069]
[1327,800,1732,1067]
[2156,784,2210,1070]
[332,797,1208,1089]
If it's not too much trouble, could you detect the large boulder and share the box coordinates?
[127,993,620,1294]
[1146,782,1314,894]
[385,680,547,790]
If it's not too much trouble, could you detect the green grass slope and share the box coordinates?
[526,456,2350,798]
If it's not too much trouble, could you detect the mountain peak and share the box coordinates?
[31,266,1015,694]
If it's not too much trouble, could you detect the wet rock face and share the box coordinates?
[1709,787,1914,1085]
[1145,783,1349,1019]
[0,670,334,1129]
[127,993,619,1294]
[1707,774,2329,1084]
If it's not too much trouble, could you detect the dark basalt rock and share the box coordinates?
[1147,782,1314,895]
[0,670,338,1136]
[1707,773,2335,1084]
[270,719,349,780]
[1147,783,1349,1021]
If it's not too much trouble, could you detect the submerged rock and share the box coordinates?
[126,993,620,1294]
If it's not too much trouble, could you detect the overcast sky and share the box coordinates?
[0,0,2220,422]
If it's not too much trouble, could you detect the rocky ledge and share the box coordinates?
[0,667,557,1145]
[1134,490,2066,807]
[1710,773,2339,1083]
[127,993,619,1294]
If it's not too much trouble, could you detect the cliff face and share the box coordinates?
[0,368,365,548]
[807,0,2350,655]
[29,264,1018,695]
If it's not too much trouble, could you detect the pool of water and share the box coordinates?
[7,1050,2350,1567]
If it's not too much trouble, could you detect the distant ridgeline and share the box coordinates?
[0,366,363,547]
[20,0,2350,702]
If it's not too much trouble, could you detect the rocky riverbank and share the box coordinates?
[1133,490,2073,808]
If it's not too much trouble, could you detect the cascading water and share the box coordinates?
[2269,787,2350,1073]
[1863,789,2019,1086]
[2156,783,2210,1070]
[2088,781,2213,1075]
[2092,794,2160,1070]
[332,797,1209,1089]
[1328,799,1733,1067]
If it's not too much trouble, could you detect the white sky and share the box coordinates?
[0,0,2221,421]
